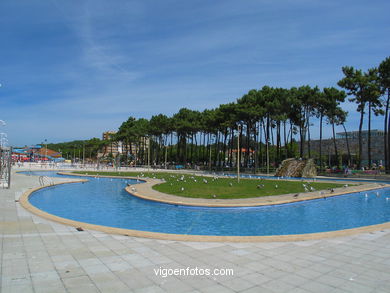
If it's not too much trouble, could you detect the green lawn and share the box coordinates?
[72,171,343,199]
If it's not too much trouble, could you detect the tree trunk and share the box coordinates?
[222,129,228,168]
[254,122,259,172]
[386,91,390,173]
[299,125,304,158]
[228,128,233,167]
[184,134,188,165]
[319,114,323,172]
[289,121,293,158]
[189,134,193,164]
[176,134,180,163]
[258,122,262,169]
[332,122,338,167]
[283,121,287,159]
[239,127,243,171]
[214,132,219,168]
[266,115,270,174]
[194,133,199,164]
[383,89,390,174]
[368,101,372,169]
[307,116,311,158]
[357,105,365,169]
[262,120,267,168]
[342,123,351,166]
[206,133,210,168]
[276,121,280,165]
[246,123,251,168]
[169,133,173,163]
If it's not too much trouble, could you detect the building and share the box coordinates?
[12,145,64,162]
[100,131,121,156]
[98,131,145,159]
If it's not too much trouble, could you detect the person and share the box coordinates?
[344,167,349,178]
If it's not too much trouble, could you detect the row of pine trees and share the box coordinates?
[53,57,390,173]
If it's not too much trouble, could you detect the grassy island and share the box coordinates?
[73,171,344,199]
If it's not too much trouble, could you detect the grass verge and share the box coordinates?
[72,171,345,199]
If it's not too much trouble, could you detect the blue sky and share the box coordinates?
[1,0,389,146]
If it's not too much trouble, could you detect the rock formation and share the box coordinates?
[275,158,317,178]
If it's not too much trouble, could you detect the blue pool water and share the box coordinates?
[24,171,390,236]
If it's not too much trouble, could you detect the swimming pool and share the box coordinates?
[23,171,390,237]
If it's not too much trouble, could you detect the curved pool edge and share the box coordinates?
[57,171,147,182]
[19,179,390,242]
[59,171,390,207]
[125,182,390,207]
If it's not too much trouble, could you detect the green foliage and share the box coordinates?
[378,57,390,91]
[47,138,102,160]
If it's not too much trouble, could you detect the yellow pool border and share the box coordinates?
[18,172,390,242]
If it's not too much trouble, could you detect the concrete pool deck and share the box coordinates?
[1,169,390,292]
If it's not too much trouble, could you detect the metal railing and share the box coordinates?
[39,176,53,186]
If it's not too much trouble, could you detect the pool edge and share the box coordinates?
[19,178,390,242]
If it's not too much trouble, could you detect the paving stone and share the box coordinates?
[62,275,100,292]
[133,285,167,293]
[200,284,236,293]
[2,169,390,293]
[241,272,273,285]
[299,280,340,293]
[1,284,35,293]
[32,280,67,293]
[158,277,194,292]
[279,273,309,287]
[262,279,297,293]
[338,280,376,293]
[219,277,255,291]
[58,266,87,279]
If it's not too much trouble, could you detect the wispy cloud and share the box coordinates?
[1,0,389,145]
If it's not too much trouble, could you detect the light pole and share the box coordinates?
[237,125,241,183]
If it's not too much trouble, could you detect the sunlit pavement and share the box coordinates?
[1,170,390,293]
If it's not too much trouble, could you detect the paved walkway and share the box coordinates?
[1,171,390,292]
